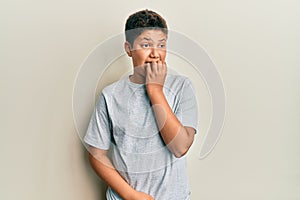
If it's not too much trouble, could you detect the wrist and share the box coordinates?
[123,189,138,200]
[146,83,163,95]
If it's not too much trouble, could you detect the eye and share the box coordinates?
[141,43,150,48]
[158,44,166,48]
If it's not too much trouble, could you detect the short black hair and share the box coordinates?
[125,9,168,46]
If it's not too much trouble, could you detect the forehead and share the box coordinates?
[135,29,167,42]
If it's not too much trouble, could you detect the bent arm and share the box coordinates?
[147,87,195,158]
[145,61,196,158]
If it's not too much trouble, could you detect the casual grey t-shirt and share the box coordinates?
[84,74,198,200]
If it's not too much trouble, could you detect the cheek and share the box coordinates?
[135,50,150,60]
[132,51,149,66]
[160,51,167,61]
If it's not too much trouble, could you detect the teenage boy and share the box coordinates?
[84,9,198,200]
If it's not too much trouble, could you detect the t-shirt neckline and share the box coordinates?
[126,75,146,88]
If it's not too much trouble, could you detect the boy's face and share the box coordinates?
[125,29,167,68]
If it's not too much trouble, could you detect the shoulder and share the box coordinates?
[165,73,193,89]
[101,77,128,97]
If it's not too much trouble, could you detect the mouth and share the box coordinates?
[145,60,159,64]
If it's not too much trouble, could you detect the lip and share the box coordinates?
[145,60,159,64]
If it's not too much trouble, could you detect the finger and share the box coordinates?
[157,61,164,74]
[157,60,163,72]
[162,61,167,73]
[151,61,158,73]
[145,62,151,75]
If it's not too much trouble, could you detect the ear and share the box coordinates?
[124,41,132,57]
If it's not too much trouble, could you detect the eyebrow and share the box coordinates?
[158,38,166,42]
[141,37,166,42]
[141,37,153,42]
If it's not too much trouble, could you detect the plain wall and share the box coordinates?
[1,0,299,199]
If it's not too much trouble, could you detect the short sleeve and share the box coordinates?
[83,93,112,150]
[175,78,198,133]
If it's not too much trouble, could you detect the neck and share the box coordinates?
[129,67,146,84]
[129,73,145,84]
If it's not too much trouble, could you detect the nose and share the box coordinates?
[150,47,159,58]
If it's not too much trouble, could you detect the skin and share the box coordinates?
[88,29,196,200]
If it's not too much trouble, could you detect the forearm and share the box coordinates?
[88,149,135,200]
[147,88,194,157]
[144,61,195,157]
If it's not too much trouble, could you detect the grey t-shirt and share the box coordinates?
[84,74,198,200]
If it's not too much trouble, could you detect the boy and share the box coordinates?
[84,9,198,200]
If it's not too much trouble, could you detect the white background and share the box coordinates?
[1,0,300,199]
